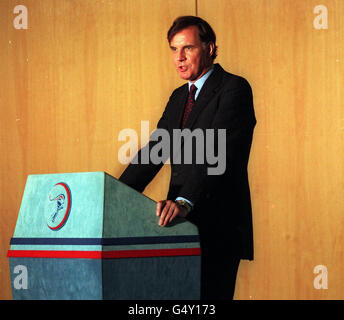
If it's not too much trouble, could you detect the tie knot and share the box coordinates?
[190,84,197,98]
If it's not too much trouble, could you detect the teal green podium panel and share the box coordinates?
[8,172,200,299]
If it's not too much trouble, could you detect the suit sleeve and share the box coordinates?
[118,100,170,193]
[177,78,256,205]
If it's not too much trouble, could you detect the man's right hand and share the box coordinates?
[156,200,188,227]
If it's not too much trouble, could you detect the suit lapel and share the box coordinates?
[184,64,224,129]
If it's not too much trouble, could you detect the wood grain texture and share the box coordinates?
[0,0,195,299]
[198,0,344,299]
[1,0,343,300]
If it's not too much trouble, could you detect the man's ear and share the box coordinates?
[208,42,215,58]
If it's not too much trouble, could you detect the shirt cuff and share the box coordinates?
[175,197,194,208]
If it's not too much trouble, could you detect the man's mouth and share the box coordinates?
[178,65,187,72]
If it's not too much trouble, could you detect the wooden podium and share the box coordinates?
[7,172,201,299]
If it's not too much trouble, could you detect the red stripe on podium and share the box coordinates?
[102,248,201,259]
[7,248,201,259]
[7,250,102,259]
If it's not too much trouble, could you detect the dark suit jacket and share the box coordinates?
[119,63,256,260]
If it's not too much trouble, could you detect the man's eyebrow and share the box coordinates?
[169,44,195,49]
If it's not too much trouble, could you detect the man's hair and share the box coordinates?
[167,16,218,60]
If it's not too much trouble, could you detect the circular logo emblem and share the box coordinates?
[45,182,71,230]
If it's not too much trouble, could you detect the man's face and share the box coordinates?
[169,26,213,82]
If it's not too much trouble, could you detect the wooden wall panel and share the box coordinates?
[1,0,343,300]
[198,0,344,299]
[0,0,195,299]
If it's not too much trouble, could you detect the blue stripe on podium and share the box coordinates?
[10,235,200,246]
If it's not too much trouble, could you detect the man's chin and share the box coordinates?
[178,71,192,81]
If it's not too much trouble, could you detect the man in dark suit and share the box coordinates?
[119,16,256,300]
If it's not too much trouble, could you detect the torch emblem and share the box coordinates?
[45,182,71,230]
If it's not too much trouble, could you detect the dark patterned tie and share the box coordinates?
[181,84,197,128]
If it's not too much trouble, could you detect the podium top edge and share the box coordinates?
[26,171,113,177]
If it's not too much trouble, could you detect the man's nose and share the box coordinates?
[178,50,186,61]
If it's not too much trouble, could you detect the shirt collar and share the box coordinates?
[188,64,214,100]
